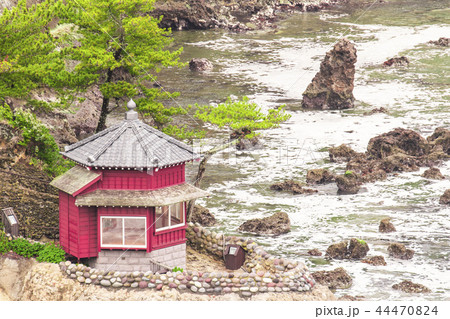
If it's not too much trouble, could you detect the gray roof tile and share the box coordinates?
[62,117,200,169]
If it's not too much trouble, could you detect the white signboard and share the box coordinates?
[229,246,237,255]
[7,215,17,225]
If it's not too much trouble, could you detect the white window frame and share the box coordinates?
[100,216,147,249]
[155,202,185,233]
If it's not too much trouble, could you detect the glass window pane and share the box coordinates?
[102,218,123,246]
[124,218,146,246]
[155,206,170,230]
[171,202,184,225]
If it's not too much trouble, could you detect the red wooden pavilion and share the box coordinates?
[51,100,208,272]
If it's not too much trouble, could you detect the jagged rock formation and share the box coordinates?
[326,127,450,193]
[238,211,291,235]
[151,0,344,31]
[306,168,336,184]
[312,267,352,289]
[326,238,369,260]
[302,38,357,110]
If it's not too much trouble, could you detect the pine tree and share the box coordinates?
[61,0,184,132]
[0,0,69,103]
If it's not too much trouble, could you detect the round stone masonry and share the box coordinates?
[59,223,315,296]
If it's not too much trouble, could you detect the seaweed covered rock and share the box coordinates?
[362,256,387,266]
[308,248,322,256]
[190,205,216,226]
[326,241,348,259]
[439,189,450,205]
[379,218,396,233]
[189,58,213,72]
[329,144,361,163]
[302,38,357,110]
[427,127,450,156]
[347,238,369,259]
[326,238,369,260]
[428,37,449,47]
[335,171,361,194]
[383,56,410,67]
[306,168,336,185]
[392,280,431,293]
[388,243,414,260]
[270,180,317,195]
[312,267,353,289]
[238,211,290,236]
[367,128,428,160]
[421,167,445,180]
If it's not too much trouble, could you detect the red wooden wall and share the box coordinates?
[90,164,185,191]
[78,206,97,258]
[59,164,188,258]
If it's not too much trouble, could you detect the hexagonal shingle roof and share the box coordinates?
[62,102,200,169]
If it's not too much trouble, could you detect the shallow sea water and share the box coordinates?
[144,0,449,300]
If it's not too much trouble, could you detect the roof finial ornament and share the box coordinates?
[125,98,138,120]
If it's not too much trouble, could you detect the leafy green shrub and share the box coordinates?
[10,238,44,258]
[36,243,66,263]
[0,231,10,255]
[171,266,183,273]
[0,104,73,176]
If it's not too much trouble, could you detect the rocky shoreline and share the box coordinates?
[151,0,351,32]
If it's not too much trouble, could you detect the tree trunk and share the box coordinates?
[95,48,122,133]
[95,96,110,132]
[186,138,239,221]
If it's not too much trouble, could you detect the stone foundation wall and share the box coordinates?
[59,223,315,297]
[89,243,186,273]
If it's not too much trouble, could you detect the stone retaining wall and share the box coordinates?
[59,223,315,297]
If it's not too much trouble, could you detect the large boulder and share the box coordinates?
[238,211,290,236]
[190,205,216,226]
[439,189,450,205]
[302,38,357,110]
[388,243,414,260]
[367,128,428,160]
[270,180,317,195]
[311,268,353,289]
[306,168,336,185]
